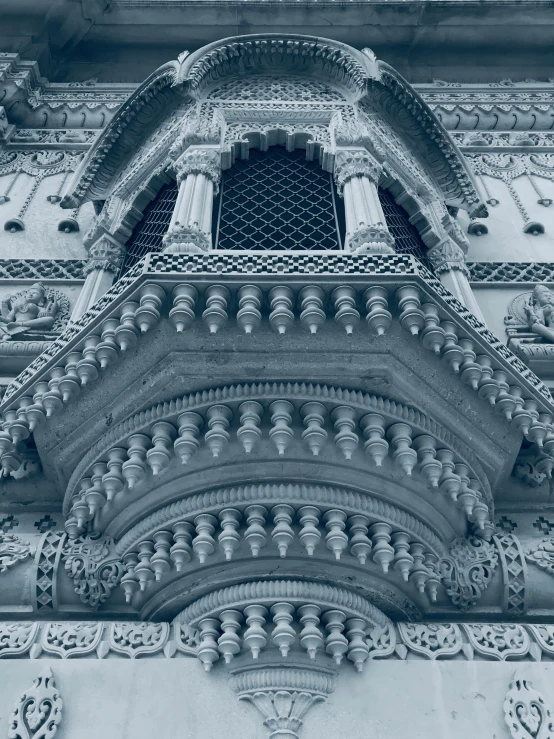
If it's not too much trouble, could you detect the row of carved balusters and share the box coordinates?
[194,603,374,673]
[117,512,440,603]
[0,281,550,470]
[396,284,554,470]
[170,284,391,336]
[66,400,490,533]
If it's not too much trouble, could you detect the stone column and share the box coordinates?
[427,239,486,323]
[334,149,395,255]
[162,146,222,254]
[70,234,126,323]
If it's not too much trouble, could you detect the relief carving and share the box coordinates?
[439,536,498,611]
[8,667,63,739]
[62,535,124,609]
[0,533,34,573]
[0,284,68,341]
[504,677,554,739]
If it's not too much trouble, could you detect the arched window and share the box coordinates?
[377,188,431,268]
[119,152,432,276]
[214,147,344,251]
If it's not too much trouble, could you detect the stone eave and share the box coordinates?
[0,254,551,482]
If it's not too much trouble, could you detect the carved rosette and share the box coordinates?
[426,239,469,276]
[8,667,63,739]
[84,235,126,275]
[526,537,554,575]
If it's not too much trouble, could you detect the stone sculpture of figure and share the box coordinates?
[525,285,554,343]
[0,282,58,341]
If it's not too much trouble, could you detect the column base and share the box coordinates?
[346,225,395,255]
[162,225,211,254]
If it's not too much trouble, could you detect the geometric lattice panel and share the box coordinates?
[120,180,179,276]
[216,146,343,251]
[378,187,431,269]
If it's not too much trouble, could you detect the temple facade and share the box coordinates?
[1,4,554,738]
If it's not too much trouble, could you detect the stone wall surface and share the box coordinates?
[0,658,551,739]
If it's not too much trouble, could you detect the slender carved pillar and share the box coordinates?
[70,234,126,323]
[334,149,394,255]
[163,146,222,254]
[427,239,486,323]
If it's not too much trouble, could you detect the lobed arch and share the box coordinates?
[63,33,485,217]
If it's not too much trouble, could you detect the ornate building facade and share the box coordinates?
[1,4,554,738]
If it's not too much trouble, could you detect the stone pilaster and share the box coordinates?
[426,239,486,323]
[70,234,126,323]
[334,149,395,255]
[163,146,222,254]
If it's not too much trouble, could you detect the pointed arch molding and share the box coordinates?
[61,34,485,218]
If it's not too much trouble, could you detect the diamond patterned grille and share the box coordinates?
[378,188,431,269]
[215,147,343,251]
[119,180,179,276]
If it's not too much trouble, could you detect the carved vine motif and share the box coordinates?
[439,537,498,611]
[8,667,63,739]
[525,537,554,576]
[0,533,34,572]
[504,678,554,739]
[62,535,124,609]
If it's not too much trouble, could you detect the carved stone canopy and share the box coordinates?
[61,33,485,217]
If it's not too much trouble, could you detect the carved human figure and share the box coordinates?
[525,285,554,343]
[0,282,58,340]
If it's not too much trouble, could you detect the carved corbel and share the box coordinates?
[62,535,124,609]
[438,536,498,611]
[231,667,335,739]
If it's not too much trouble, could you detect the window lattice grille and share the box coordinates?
[208,76,345,101]
[378,187,431,268]
[215,147,343,251]
[119,180,179,277]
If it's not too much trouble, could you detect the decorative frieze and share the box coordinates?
[4,621,554,661]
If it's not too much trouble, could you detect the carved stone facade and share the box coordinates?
[1,13,554,739]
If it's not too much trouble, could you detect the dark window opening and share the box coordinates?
[119,180,179,277]
[214,147,344,251]
[378,188,431,269]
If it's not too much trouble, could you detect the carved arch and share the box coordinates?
[63,34,485,218]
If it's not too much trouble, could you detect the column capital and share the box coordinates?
[84,234,126,275]
[174,147,222,193]
[427,238,469,276]
[334,149,382,195]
